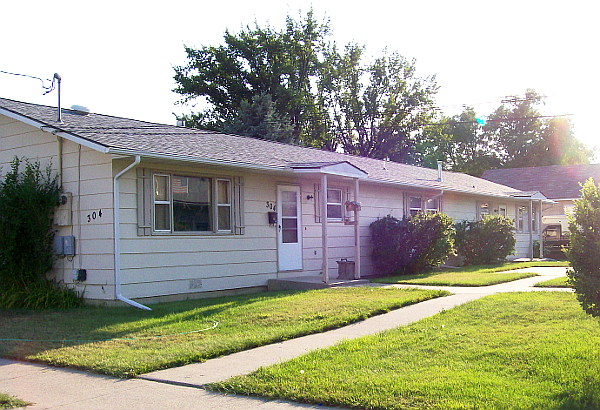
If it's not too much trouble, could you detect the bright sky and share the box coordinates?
[2,0,597,161]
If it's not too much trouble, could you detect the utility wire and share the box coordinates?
[435,113,573,127]
[0,70,56,94]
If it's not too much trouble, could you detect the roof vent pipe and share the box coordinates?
[437,160,443,182]
[53,73,62,123]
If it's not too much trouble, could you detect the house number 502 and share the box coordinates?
[87,209,103,223]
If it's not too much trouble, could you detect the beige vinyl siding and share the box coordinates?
[355,182,405,276]
[0,115,115,301]
[118,168,280,299]
[443,193,477,222]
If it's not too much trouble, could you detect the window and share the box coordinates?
[153,174,171,231]
[409,196,422,217]
[498,204,507,217]
[313,185,348,223]
[217,179,232,231]
[531,205,538,233]
[516,205,529,233]
[425,198,440,214]
[326,188,343,221]
[152,173,232,233]
[477,202,489,220]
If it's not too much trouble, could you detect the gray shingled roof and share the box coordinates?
[0,97,527,199]
[481,164,600,200]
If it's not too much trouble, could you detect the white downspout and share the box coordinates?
[353,178,361,279]
[539,199,544,259]
[113,155,151,310]
[321,173,329,283]
[529,199,534,261]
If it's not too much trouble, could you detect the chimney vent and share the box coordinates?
[437,161,443,182]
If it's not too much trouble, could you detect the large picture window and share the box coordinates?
[152,173,232,233]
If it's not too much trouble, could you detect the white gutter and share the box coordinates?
[0,106,555,203]
[113,155,151,311]
[0,108,110,153]
[105,147,286,175]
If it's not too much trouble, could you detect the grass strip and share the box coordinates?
[534,276,571,288]
[373,261,569,286]
[213,292,600,410]
[0,287,447,378]
[0,392,29,409]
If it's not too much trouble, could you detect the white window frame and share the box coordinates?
[151,172,233,234]
[153,173,171,233]
[216,178,232,232]
[326,187,344,222]
[497,204,507,217]
[425,197,440,214]
[477,201,490,220]
[516,205,529,233]
[408,196,422,217]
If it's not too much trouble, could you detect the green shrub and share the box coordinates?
[566,178,600,317]
[0,157,82,309]
[370,213,455,275]
[454,215,516,265]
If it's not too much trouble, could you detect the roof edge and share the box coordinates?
[0,107,110,153]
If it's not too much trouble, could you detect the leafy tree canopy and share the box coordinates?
[173,10,331,147]
[567,178,600,317]
[422,90,592,176]
[322,45,438,163]
[173,11,439,157]
[224,93,294,143]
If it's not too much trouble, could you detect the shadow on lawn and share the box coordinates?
[0,289,305,357]
[553,379,600,409]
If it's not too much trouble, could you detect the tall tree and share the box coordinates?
[322,46,438,163]
[529,117,593,166]
[421,108,501,175]
[224,93,294,143]
[483,89,546,168]
[173,10,331,147]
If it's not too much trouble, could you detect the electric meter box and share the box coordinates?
[54,235,76,257]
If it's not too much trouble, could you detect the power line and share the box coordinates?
[433,113,573,127]
[432,94,550,112]
[0,70,57,95]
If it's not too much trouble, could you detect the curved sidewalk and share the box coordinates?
[1,266,570,410]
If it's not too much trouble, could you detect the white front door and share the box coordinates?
[277,185,303,271]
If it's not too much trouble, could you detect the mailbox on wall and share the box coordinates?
[268,212,277,225]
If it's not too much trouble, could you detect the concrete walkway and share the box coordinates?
[1,267,570,410]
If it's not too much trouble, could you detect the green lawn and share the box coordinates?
[0,287,447,378]
[372,261,569,286]
[534,276,571,288]
[0,392,28,409]
[213,292,600,410]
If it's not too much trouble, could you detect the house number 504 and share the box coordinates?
[87,209,103,223]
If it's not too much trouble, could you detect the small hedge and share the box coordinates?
[0,157,82,309]
[370,213,455,275]
[566,178,600,317]
[454,215,516,265]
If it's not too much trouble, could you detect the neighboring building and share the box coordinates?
[482,164,600,232]
[1,97,547,307]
